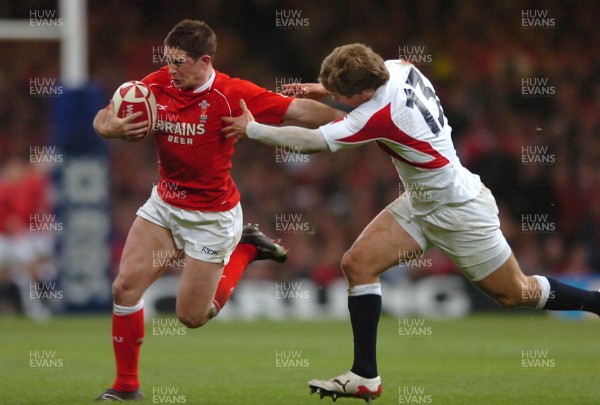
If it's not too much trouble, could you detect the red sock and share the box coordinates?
[112,305,144,392]
[212,244,257,313]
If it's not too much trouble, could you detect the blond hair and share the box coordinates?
[319,43,389,97]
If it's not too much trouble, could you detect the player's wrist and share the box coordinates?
[246,121,261,140]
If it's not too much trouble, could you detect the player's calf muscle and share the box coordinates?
[176,259,223,328]
[476,258,539,308]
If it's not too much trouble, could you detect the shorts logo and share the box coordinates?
[200,246,221,255]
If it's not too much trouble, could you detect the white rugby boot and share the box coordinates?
[308,371,382,402]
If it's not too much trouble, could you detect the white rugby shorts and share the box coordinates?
[136,186,243,265]
[386,186,512,281]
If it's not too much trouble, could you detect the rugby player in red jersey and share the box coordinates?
[224,43,600,403]
[92,20,344,401]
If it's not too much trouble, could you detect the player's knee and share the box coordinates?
[112,278,137,306]
[341,249,366,283]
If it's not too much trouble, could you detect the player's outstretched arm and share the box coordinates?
[283,98,346,129]
[93,100,149,141]
[222,100,329,154]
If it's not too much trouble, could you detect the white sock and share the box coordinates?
[533,276,550,310]
[348,283,382,297]
[113,299,144,316]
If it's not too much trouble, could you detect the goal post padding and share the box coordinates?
[50,83,113,312]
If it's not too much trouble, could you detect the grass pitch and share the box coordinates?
[1,314,598,404]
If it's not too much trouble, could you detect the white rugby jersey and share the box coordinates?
[320,60,481,215]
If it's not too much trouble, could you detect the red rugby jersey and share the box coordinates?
[142,67,292,211]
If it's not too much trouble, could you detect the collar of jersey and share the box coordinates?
[191,69,216,94]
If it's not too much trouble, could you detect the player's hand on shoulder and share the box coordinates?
[280,82,328,100]
[222,99,255,143]
[93,100,149,141]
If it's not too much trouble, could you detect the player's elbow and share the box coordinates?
[299,131,329,153]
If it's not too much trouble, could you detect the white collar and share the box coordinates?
[193,69,216,93]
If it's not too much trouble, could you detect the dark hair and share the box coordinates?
[319,43,389,97]
[164,19,217,59]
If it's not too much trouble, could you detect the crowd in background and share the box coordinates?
[0,1,598,310]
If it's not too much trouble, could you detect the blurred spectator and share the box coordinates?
[0,157,56,320]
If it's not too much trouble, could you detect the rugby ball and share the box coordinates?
[111,81,157,141]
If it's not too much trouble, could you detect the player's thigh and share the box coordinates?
[344,207,423,279]
[115,216,177,305]
[174,203,243,266]
[176,256,223,326]
[423,187,512,282]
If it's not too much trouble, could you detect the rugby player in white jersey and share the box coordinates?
[223,43,600,403]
